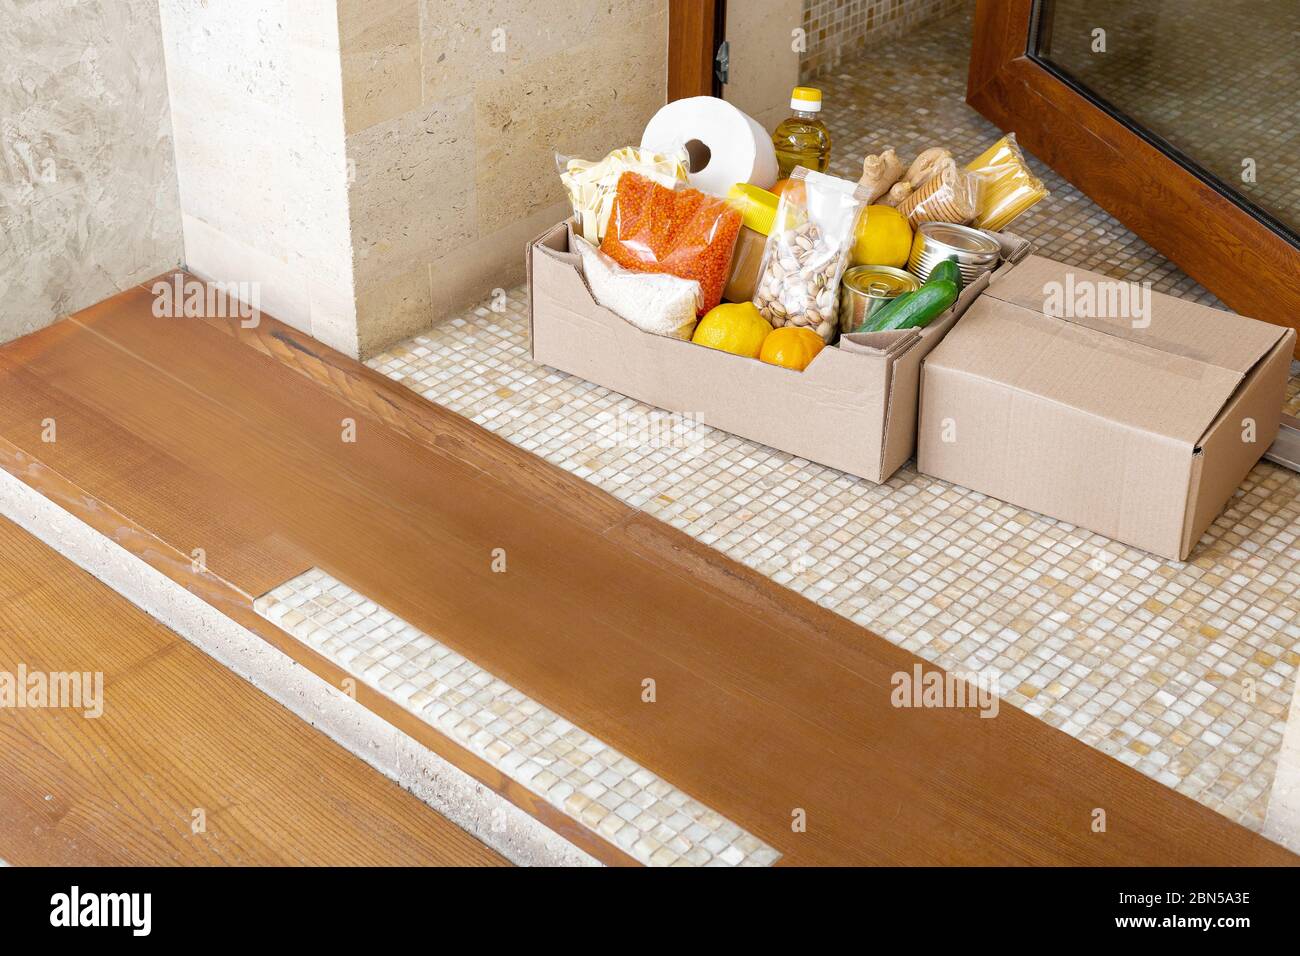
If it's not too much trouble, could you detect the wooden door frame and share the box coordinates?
[967,0,1300,353]
[668,0,725,101]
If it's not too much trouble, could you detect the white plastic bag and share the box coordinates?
[574,236,701,340]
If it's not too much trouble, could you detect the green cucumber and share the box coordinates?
[928,257,963,292]
[865,278,959,332]
[857,289,915,332]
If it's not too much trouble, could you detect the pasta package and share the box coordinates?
[558,146,689,244]
[965,133,1049,231]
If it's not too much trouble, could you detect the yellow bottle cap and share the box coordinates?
[727,183,780,236]
[791,86,823,111]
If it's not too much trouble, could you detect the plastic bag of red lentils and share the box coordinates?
[600,171,742,315]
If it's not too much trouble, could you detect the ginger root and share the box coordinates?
[859,145,965,211]
[879,180,913,207]
[904,147,953,190]
[858,148,904,203]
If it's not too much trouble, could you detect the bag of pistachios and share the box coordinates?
[751,167,871,343]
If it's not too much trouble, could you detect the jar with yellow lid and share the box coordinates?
[772,87,832,178]
[722,183,779,304]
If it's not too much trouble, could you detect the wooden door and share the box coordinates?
[967,0,1300,352]
[668,0,724,101]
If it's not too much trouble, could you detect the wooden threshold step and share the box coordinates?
[254,567,779,866]
[0,272,1293,866]
[0,512,507,866]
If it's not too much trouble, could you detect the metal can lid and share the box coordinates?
[843,265,919,297]
[917,222,1001,257]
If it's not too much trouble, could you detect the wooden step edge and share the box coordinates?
[181,283,632,537]
[181,281,913,682]
[0,436,630,867]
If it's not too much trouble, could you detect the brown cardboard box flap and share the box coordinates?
[839,328,922,357]
[985,255,1287,375]
[928,298,1247,445]
[929,256,1287,447]
[1179,325,1296,554]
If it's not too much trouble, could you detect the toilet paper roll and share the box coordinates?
[640,97,778,196]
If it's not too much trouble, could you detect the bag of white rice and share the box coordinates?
[574,237,700,340]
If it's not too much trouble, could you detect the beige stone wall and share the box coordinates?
[0,0,182,345]
[157,0,360,355]
[341,0,669,357]
[18,1,666,359]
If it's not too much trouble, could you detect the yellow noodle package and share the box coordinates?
[965,133,1048,232]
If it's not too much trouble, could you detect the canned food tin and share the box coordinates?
[838,266,920,335]
[908,222,1001,285]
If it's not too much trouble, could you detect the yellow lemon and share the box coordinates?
[692,302,772,358]
[850,204,913,268]
[759,326,825,372]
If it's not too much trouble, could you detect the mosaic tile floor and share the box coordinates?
[368,8,1300,835]
[801,0,966,79]
[256,569,781,867]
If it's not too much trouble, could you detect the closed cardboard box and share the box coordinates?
[527,220,1029,483]
[917,255,1296,560]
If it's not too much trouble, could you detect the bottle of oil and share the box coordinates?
[772,87,831,179]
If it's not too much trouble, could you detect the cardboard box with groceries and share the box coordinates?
[529,220,1293,561]
[528,220,1030,483]
[916,256,1295,560]
[540,99,1294,562]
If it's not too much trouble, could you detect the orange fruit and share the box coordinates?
[759,326,825,371]
[772,177,806,207]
